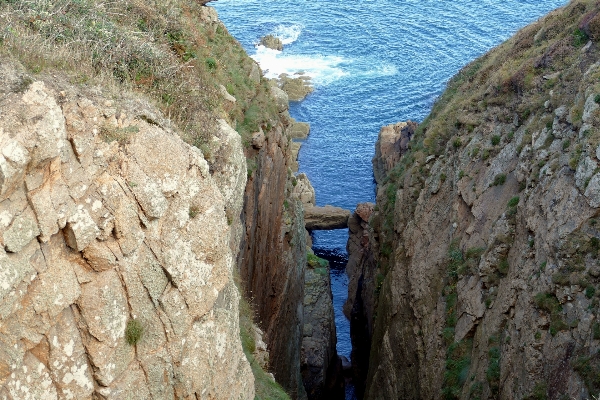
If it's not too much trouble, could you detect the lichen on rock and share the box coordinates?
[0,76,254,399]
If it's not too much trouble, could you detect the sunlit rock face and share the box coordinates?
[0,78,253,399]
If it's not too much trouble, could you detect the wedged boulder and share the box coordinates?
[304,206,351,230]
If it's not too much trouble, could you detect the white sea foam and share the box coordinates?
[358,63,398,78]
[252,46,348,86]
[272,24,303,45]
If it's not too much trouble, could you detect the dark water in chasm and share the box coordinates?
[213,1,568,397]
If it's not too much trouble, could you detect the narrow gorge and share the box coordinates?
[2,0,600,399]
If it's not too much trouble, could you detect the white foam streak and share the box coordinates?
[252,46,348,86]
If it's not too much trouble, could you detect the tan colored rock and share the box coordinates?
[355,202,374,222]
[279,74,314,102]
[0,78,254,399]
[0,139,29,197]
[219,83,237,103]
[249,62,261,83]
[290,141,302,172]
[304,205,351,230]
[292,173,316,207]
[287,121,311,139]
[82,239,118,271]
[252,129,266,149]
[28,181,60,241]
[3,352,59,399]
[47,308,95,399]
[271,86,289,113]
[64,207,98,251]
[372,120,417,184]
[3,207,39,252]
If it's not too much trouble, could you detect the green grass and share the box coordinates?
[593,322,600,340]
[0,0,280,151]
[573,354,600,394]
[534,292,561,314]
[125,319,143,346]
[573,28,589,47]
[486,346,501,395]
[586,285,596,299]
[498,257,509,276]
[307,253,328,269]
[442,339,473,399]
[507,196,520,208]
[530,382,548,400]
[492,174,507,186]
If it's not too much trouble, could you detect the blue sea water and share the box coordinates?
[213,0,567,395]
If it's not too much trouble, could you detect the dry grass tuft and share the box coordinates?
[0,0,279,149]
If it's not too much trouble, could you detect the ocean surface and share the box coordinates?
[213,0,567,396]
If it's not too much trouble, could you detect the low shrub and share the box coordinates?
[125,319,143,345]
[492,174,507,186]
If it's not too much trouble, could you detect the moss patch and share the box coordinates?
[125,319,143,346]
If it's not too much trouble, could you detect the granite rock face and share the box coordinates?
[0,80,253,399]
[372,120,417,185]
[348,3,600,399]
[292,173,316,207]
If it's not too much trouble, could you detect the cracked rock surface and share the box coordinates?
[0,79,253,399]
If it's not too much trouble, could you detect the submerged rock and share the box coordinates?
[260,34,284,50]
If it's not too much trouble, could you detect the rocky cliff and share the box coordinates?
[238,86,308,399]
[301,253,343,400]
[348,1,600,398]
[0,0,318,398]
[0,76,252,398]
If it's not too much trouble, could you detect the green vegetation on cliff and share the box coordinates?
[364,0,600,398]
[0,0,279,152]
